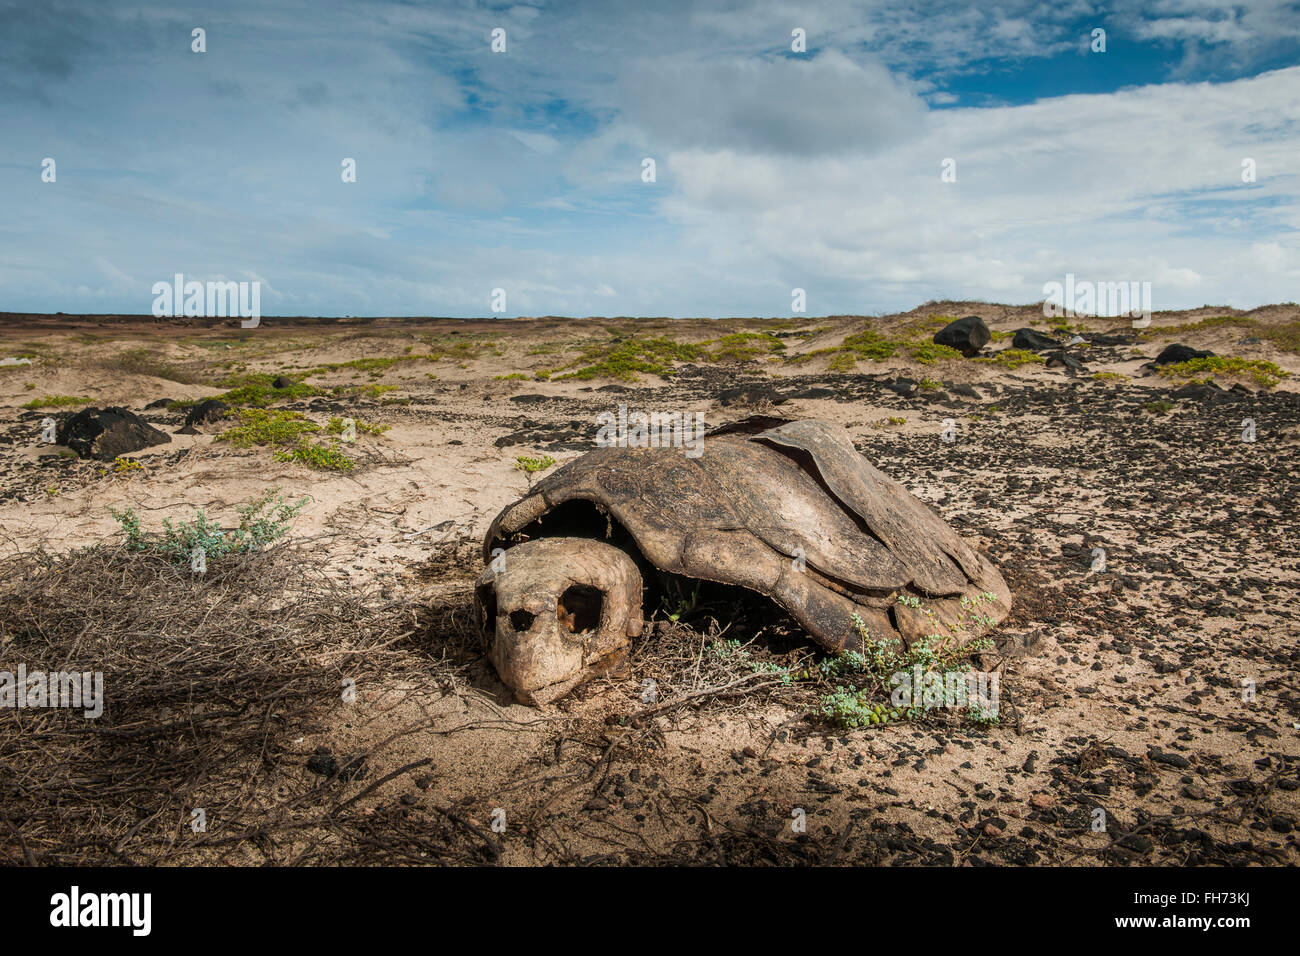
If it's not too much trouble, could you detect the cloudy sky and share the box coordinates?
[1,0,1297,317]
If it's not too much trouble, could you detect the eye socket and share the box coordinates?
[509,609,537,631]
[558,584,603,634]
[475,584,497,634]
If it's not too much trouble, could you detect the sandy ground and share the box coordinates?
[1,301,1297,865]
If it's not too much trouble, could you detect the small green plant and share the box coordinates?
[662,578,702,622]
[218,408,320,447]
[1143,400,1174,415]
[870,416,907,429]
[274,443,355,471]
[1092,371,1127,382]
[816,598,999,731]
[1156,355,1287,389]
[555,335,706,382]
[707,332,785,364]
[796,322,963,370]
[108,489,308,564]
[515,454,556,474]
[216,373,321,408]
[22,394,92,409]
[974,348,1046,370]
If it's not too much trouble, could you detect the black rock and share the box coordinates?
[272,375,294,389]
[1170,382,1227,403]
[56,406,172,461]
[1011,328,1059,351]
[1045,350,1085,372]
[947,382,982,399]
[933,315,990,358]
[1154,343,1214,366]
[787,386,837,400]
[306,752,338,777]
[178,399,229,433]
[1088,333,1135,347]
[306,748,365,780]
[1148,749,1191,769]
[884,378,918,397]
[143,398,175,410]
[717,384,788,407]
[508,394,549,404]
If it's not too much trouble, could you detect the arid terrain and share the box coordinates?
[1,301,1297,866]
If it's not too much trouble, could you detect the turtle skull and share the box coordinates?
[476,537,643,706]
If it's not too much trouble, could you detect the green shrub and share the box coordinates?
[217,408,320,447]
[515,454,556,474]
[108,490,307,564]
[1155,355,1287,388]
[974,348,1046,370]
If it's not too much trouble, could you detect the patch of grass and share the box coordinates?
[216,373,322,408]
[974,348,1046,370]
[515,454,556,474]
[918,378,941,391]
[21,394,92,409]
[1092,371,1128,382]
[908,342,965,365]
[494,373,530,381]
[1260,321,1300,354]
[330,383,398,400]
[1143,400,1174,415]
[708,332,786,364]
[218,410,358,471]
[274,443,355,471]
[555,335,706,382]
[797,322,963,370]
[418,334,501,362]
[1156,355,1288,388]
[870,416,907,429]
[217,408,320,447]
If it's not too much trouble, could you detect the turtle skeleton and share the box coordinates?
[477,417,1011,705]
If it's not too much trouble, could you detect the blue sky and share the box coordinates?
[1,0,1297,318]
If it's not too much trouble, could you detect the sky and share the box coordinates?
[0,0,1297,318]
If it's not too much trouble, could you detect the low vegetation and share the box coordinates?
[515,454,557,474]
[974,348,1046,370]
[1156,355,1288,389]
[21,394,92,409]
[109,489,307,564]
[553,335,707,382]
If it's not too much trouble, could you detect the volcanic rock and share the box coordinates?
[56,406,171,461]
[934,316,990,357]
